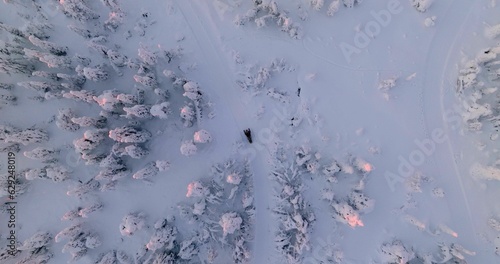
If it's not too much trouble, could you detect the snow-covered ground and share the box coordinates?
[0,0,499,263]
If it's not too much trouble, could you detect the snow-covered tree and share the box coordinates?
[0,57,34,75]
[342,0,360,8]
[87,40,109,58]
[93,90,121,111]
[380,240,415,264]
[0,39,23,57]
[18,231,52,251]
[66,179,100,198]
[104,11,125,32]
[0,143,20,153]
[116,250,133,264]
[109,126,151,143]
[327,0,341,16]
[116,92,141,105]
[62,207,81,221]
[5,128,49,145]
[0,124,20,140]
[146,224,178,251]
[119,213,146,236]
[133,73,158,88]
[411,0,432,12]
[155,160,171,171]
[132,162,159,181]
[57,108,80,131]
[85,233,102,249]
[71,115,107,128]
[78,202,103,218]
[24,167,46,181]
[96,154,128,181]
[95,250,117,264]
[331,201,364,227]
[82,65,109,81]
[107,49,127,74]
[57,73,86,88]
[232,237,251,264]
[485,23,500,39]
[124,144,149,159]
[227,173,243,185]
[348,190,375,213]
[150,102,170,119]
[0,92,16,104]
[470,163,500,181]
[24,49,71,68]
[63,90,96,104]
[28,35,68,56]
[178,237,199,260]
[183,81,202,101]
[68,24,99,39]
[138,45,158,65]
[219,212,243,237]
[18,81,55,93]
[0,172,27,198]
[24,147,58,163]
[74,129,106,154]
[46,165,71,182]
[55,223,84,243]
[59,0,100,21]
[186,181,208,198]
[0,83,13,90]
[123,104,152,119]
[16,249,53,264]
[0,21,26,38]
[193,129,212,144]
[309,0,324,11]
[32,70,60,81]
[180,140,197,156]
[180,105,195,126]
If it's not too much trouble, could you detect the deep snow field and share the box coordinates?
[0,0,500,263]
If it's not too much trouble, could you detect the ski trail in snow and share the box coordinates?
[301,37,396,73]
[421,0,479,245]
[173,0,277,262]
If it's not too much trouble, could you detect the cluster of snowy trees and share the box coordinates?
[290,145,375,234]
[178,158,254,263]
[0,0,227,263]
[24,164,70,182]
[0,231,53,264]
[180,129,213,157]
[269,147,316,264]
[410,0,433,12]
[234,1,303,39]
[377,239,475,263]
[126,216,208,263]
[456,33,500,185]
[236,58,290,95]
[54,222,102,262]
[456,36,500,133]
[320,156,374,228]
[0,124,48,146]
[307,0,361,16]
[62,200,103,220]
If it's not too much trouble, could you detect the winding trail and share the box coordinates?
[420,0,479,246]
